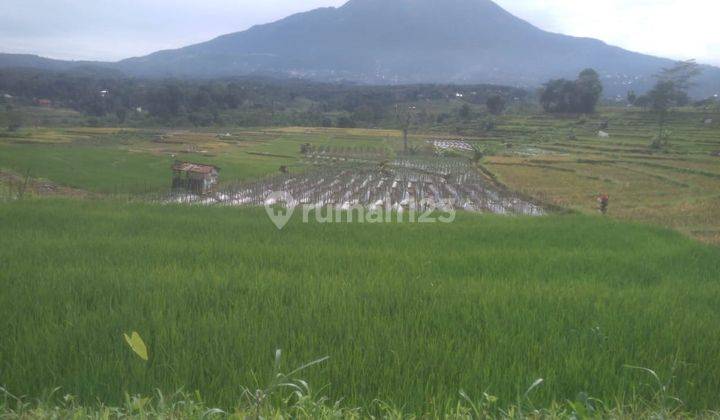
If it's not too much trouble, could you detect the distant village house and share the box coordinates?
[171,161,220,195]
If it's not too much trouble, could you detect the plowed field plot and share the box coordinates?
[168,158,544,215]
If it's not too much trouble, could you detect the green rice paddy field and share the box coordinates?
[0,107,719,416]
[1,200,719,415]
[1,107,718,243]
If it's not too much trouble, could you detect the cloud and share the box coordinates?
[1,0,719,65]
[494,0,720,65]
[0,0,347,60]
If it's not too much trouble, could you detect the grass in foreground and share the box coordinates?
[0,200,719,416]
[3,387,720,419]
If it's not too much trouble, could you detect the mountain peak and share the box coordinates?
[338,0,513,18]
[342,0,493,7]
[28,0,715,96]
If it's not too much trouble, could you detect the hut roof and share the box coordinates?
[172,161,220,175]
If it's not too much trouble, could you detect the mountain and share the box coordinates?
[3,0,720,96]
[0,53,102,71]
[0,54,123,78]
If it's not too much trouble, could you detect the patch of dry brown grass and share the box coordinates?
[486,155,720,245]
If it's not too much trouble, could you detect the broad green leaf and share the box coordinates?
[123,331,148,361]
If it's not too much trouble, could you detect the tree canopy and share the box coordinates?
[639,60,702,116]
[540,69,603,114]
[0,68,528,128]
[486,94,507,115]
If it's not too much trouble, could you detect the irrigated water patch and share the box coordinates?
[165,158,544,215]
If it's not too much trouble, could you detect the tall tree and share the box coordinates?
[458,103,472,120]
[5,106,23,131]
[627,90,637,105]
[540,69,603,114]
[646,60,702,140]
[575,69,603,113]
[486,94,506,115]
[657,60,701,92]
[539,79,576,113]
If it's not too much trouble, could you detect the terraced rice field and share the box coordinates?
[167,157,544,215]
[0,107,717,241]
[1,107,719,417]
[480,109,720,243]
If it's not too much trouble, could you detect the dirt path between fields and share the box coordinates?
[0,169,91,198]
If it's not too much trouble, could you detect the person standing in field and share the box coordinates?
[598,194,610,215]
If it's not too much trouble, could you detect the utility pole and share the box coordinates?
[402,115,410,154]
[396,105,413,155]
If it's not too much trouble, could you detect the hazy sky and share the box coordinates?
[2,0,719,65]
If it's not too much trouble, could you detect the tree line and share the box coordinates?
[2,63,712,134]
[0,68,526,128]
[538,62,712,119]
[539,69,604,114]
